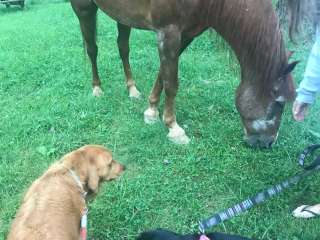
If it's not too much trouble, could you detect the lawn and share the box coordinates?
[1,1,320,239]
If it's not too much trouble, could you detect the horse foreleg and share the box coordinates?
[157,26,190,144]
[117,23,141,99]
[144,36,193,125]
[71,0,102,97]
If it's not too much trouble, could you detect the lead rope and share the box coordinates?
[199,144,320,234]
[80,208,88,240]
[67,169,88,240]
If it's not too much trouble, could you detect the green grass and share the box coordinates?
[1,1,320,239]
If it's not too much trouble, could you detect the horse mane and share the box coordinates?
[209,0,288,99]
[278,0,320,40]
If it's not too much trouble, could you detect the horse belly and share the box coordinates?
[94,0,153,29]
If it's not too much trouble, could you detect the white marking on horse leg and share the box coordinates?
[93,86,103,97]
[167,122,190,145]
[129,85,141,99]
[144,107,159,124]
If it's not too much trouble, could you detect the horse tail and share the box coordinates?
[278,0,319,41]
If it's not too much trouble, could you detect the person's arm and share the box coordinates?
[293,28,320,121]
[296,41,320,103]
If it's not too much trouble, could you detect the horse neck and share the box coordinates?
[207,0,287,88]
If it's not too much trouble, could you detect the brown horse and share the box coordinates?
[70,0,298,148]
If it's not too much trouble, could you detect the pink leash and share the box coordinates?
[80,208,88,240]
[200,235,211,240]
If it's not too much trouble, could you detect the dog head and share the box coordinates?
[62,145,125,194]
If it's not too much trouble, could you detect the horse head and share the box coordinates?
[236,58,298,148]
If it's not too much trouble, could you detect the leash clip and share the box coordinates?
[298,144,320,171]
[199,235,210,240]
[199,223,210,240]
[198,221,205,234]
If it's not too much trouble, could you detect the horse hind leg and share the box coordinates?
[71,0,102,97]
[117,23,141,99]
[144,70,162,124]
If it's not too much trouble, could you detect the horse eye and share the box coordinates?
[271,89,278,98]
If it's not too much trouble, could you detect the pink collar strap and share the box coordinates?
[80,208,88,240]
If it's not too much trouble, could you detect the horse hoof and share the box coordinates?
[93,86,103,97]
[167,124,190,145]
[144,108,159,124]
[129,86,141,99]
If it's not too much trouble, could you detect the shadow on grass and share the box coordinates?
[0,5,24,13]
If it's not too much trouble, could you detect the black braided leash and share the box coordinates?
[199,144,320,233]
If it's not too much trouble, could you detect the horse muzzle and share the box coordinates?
[244,133,278,148]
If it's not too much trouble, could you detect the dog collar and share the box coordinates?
[68,169,87,198]
[67,169,88,240]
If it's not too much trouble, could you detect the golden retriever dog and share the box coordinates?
[7,145,125,240]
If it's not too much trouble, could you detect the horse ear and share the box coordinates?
[273,61,298,102]
[283,61,299,76]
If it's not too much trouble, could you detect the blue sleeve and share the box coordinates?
[296,27,320,104]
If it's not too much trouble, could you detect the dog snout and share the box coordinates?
[120,164,126,171]
[113,160,125,173]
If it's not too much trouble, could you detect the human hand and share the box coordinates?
[292,100,310,121]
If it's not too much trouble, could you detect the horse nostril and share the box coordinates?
[267,140,273,148]
[262,138,274,148]
[244,135,260,148]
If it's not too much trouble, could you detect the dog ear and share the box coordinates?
[87,164,99,193]
[63,150,84,170]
